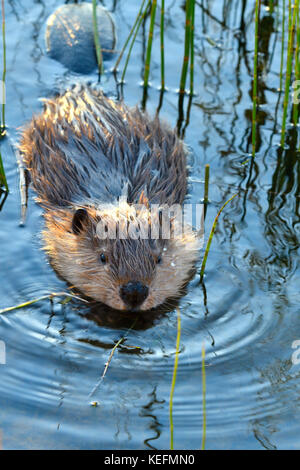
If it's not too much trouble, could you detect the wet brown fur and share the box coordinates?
[19,85,199,311]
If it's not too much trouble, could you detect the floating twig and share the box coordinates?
[89,317,138,398]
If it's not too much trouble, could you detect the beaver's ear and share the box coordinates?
[72,208,89,235]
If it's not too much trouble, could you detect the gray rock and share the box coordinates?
[45,3,116,74]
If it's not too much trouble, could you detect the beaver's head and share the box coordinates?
[43,201,200,311]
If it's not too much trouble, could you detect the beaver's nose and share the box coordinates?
[120,281,149,309]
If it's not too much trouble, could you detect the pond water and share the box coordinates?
[0,0,299,450]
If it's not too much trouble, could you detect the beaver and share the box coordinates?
[19,85,199,311]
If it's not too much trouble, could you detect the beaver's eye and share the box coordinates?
[99,253,107,264]
[156,255,162,265]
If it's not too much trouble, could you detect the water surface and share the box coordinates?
[0,0,299,450]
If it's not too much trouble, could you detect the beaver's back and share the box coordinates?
[19,85,187,209]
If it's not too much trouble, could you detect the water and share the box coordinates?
[0,0,299,450]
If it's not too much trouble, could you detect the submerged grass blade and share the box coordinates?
[200,194,238,281]
[169,307,181,450]
[0,292,88,315]
[189,0,195,96]
[92,0,103,76]
[201,342,206,450]
[281,0,298,146]
[252,0,260,158]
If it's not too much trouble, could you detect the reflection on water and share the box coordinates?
[0,0,299,450]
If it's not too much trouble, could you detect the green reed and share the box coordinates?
[200,194,237,282]
[203,164,210,220]
[0,149,8,192]
[169,307,181,450]
[201,342,206,450]
[113,0,147,75]
[293,3,300,124]
[279,0,286,91]
[0,0,7,192]
[189,0,196,96]
[114,0,197,105]
[204,164,210,204]
[143,0,157,91]
[120,0,151,84]
[0,291,88,315]
[160,0,165,91]
[1,0,6,137]
[92,0,103,76]
[179,0,193,95]
[281,0,298,147]
[252,0,260,158]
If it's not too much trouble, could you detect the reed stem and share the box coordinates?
[0,0,7,195]
[113,0,147,74]
[280,0,286,91]
[200,194,237,282]
[204,164,210,204]
[201,342,206,450]
[252,0,260,158]
[0,149,8,192]
[143,0,157,90]
[189,0,196,96]
[293,1,300,124]
[169,307,181,450]
[281,0,297,146]
[121,0,151,84]
[1,0,6,137]
[160,0,165,91]
[92,0,104,76]
[179,0,192,95]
